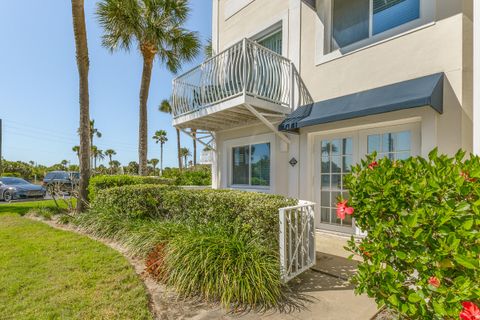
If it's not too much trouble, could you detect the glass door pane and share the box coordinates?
[319,137,354,229]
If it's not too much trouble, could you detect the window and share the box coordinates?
[373,0,420,35]
[232,143,270,187]
[329,0,421,51]
[367,130,411,160]
[332,0,370,50]
[258,30,282,55]
[319,137,354,228]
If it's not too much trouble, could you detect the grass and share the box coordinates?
[0,199,62,215]
[0,201,152,319]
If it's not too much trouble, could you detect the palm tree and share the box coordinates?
[72,145,80,161]
[60,160,69,170]
[159,99,182,170]
[91,146,104,170]
[104,149,116,173]
[97,0,200,176]
[192,129,197,166]
[148,158,159,175]
[204,37,213,58]
[89,119,102,147]
[180,147,191,169]
[109,160,121,173]
[71,0,91,212]
[152,130,168,176]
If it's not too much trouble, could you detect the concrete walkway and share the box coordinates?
[189,232,378,320]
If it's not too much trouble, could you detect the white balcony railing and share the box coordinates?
[172,38,313,119]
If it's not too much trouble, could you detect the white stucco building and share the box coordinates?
[171,0,477,235]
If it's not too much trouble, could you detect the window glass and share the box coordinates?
[373,0,420,35]
[367,130,411,160]
[258,30,282,55]
[251,143,270,186]
[232,143,270,186]
[332,0,369,49]
[232,146,249,185]
[320,137,353,228]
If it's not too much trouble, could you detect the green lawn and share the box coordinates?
[0,201,152,320]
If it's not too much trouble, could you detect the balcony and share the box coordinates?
[172,38,313,134]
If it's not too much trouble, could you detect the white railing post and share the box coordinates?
[290,63,295,112]
[279,207,286,282]
[242,38,247,98]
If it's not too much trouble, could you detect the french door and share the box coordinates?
[314,123,420,234]
[315,134,356,233]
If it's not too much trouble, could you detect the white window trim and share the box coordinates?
[312,121,421,235]
[224,133,276,193]
[315,0,436,66]
[222,14,289,58]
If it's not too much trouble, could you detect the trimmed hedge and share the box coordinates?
[162,166,211,186]
[88,175,173,200]
[345,149,480,319]
[91,185,297,248]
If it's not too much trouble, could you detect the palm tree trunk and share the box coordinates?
[192,128,197,166]
[138,52,154,176]
[71,0,91,213]
[176,128,182,171]
[160,144,164,176]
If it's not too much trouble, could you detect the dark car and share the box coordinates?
[0,177,46,201]
[43,171,79,192]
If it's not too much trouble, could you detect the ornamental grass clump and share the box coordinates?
[344,149,480,319]
[161,226,284,311]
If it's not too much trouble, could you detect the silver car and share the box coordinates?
[0,177,46,202]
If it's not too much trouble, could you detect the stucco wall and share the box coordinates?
[211,0,474,201]
[300,0,473,153]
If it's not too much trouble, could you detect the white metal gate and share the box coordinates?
[279,201,316,282]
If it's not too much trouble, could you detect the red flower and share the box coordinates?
[368,161,379,170]
[460,302,480,320]
[336,200,354,220]
[428,276,440,288]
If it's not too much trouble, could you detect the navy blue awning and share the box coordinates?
[279,73,444,132]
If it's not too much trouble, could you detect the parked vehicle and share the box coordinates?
[0,177,46,201]
[43,171,79,193]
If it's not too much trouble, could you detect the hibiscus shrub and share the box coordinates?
[344,149,480,319]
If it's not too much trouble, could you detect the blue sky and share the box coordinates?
[0,1,212,167]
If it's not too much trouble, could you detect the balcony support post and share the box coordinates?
[244,104,290,145]
[180,128,217,152]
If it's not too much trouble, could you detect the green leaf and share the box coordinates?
[407,211,419,228]
[456,202,471,212]
[408,292,422,303]
[438,259,454,269]
[413,228,423,239]
[462,219,474,230]
[396,251,407,260]
[454,255,478,269]
[388,294,399,306]
[432,301,446,315]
